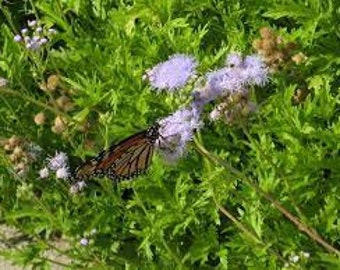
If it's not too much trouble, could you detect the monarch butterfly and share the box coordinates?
[73,123,160,182]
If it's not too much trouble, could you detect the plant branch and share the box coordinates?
[193,139,340,257]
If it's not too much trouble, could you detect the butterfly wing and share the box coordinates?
[96,131,155,181]
[107,138,154,181]
[73,125,159,182]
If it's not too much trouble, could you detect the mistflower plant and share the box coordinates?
[14,19,57,51]
[144,54,197,91]
[144,52,269,159]
[39,151,71,180]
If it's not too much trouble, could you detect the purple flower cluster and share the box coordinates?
[193,53,268,107]
[144,54,197,91]
[156,106,201,163]
[39,151,70,180]
[145,52,268,162]
[14,20,57,50]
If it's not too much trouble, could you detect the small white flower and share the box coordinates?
[80,238,88,246]
[283,262,290,268]
[32,36,40,42]
[56,167,70,179]
[0,77,8,87]
[25,42,33,49]
[48,28,57,35]
[301,251,310,258]
[209,106,222,121]
[21,28,28,35]
[39,167,49,178]
[28,20,37,27]
[39,38,48,45]
[70,181,87,194]
[289,255,299,263]
[14,35,22,42]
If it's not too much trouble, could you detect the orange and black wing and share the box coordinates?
[73,125,159,182]
[95,131,155,181]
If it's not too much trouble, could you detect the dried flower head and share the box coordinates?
[145,54,197,91]
[8,135,21,148]
[52,116,67,134]
[291,52,307,64]
[56,95,74,112]
[14,161,29,177]
[34,112,46,125]
[12,146,23,156]
[253,27,299,71]
[209,97,257,125]
[47,75,59,91]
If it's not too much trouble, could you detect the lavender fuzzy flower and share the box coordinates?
[207,67,248,95]
[193,53,268,106]
[156,107,201,162]
[145,54,197,91]
[47,151,68,171]
[226,53,242,67]
[242,55,268,86]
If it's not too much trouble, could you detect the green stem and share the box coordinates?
[0,88,61,115]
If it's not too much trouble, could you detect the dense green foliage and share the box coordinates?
[0,0,339,269]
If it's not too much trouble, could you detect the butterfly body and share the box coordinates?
[73,124,159,182]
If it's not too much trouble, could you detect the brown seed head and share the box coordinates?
[47,75,59,91]
[34,112,46,125]
[52,116,67,134]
